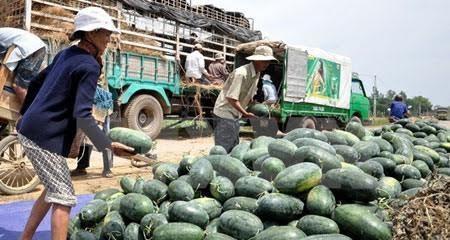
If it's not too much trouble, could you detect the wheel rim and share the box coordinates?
[137,107,155,130]
[0,137,39,191]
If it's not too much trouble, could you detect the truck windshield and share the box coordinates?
[351,80,365,95]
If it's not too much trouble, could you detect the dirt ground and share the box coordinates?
[1,120,449,204]
[0,134,218,204]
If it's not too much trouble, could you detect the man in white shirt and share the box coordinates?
[262,74,278,104]
[0,27,46,103]
[185,43,212,85]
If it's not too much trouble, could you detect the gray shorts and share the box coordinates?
[18,134,77,207]
[213,115,240,153]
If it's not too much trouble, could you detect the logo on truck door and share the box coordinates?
[305,57,341,100]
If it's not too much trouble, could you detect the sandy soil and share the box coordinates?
[0,135,217,204]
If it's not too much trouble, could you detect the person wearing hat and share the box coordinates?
[17,7,133,240]
[208,52,229,85]
[0,27,46,104]
[213,45,276,152]
[261,74,278,104]
[185,43,213,85]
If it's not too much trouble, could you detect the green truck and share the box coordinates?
[235,42,371,134]
[105,41,371,138]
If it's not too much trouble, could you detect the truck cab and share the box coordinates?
[350,73,371,123]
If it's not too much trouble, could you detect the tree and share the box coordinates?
[406,96,432,116]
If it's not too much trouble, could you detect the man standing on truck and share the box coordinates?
[185,43,212,85]
[0,27,46,104]
[208,53,229,85]
[213,45,277,152]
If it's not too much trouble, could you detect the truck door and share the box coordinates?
[350,79,370,121]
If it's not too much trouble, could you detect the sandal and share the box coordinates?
[70,168,87,177]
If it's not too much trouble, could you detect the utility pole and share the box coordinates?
[373,75,377,118]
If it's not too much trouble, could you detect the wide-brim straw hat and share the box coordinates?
[246,45,277,61]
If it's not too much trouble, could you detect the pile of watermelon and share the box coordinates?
[69,119,450,240]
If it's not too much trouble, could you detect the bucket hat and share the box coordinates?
[70,7,119,41]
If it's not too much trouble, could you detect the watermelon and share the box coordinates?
[190,197,223,219]
[293,146,341,172]
[230,141,251,161]
[168,179,195,201]
[394,164,421,180]
[119,193,155,222]
[260,157,285,181]
[140,213,168,238]
[153,223,204,240]
[108,127,152,154]
[70,230,96,240]
[133,177,145,194]
[178,155,199,175]
[306,185,336,217]
[210,176,235,202]
[168,201,209,228]
[292,138,336,155]
[323,131,347,145]
[322,168,379,202]
[204,232,237,240]
[154,163,179,184]
[274,162,322,194]
[207,155,250,183]
[376,176,401,199]
[235,176,273,198]
[218,210,264,240]
[243,148,269,169]
[300,234,352,240]
[256,193,304,222]
[252,155,272,171]
[345,121,366,139]
[120,176,136,194]
[353,141,380,161]
[332,204,391,240]
[223,196,258,214]
[189,158,214,189]
[332,145,360,163]
[94,188,121,201]
[102,211,125,240]
[210,145,228,155]
[142,179,168,204]
[79,199,108,226]
[251,226,306,240]
[124,222,144,240]
[297,215,340,235]
[267,139,297,164]
[355,161,384,179]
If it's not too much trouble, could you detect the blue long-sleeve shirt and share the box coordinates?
[17,46,110,157]
[390,101,408,119]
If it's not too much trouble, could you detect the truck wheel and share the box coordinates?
[301,117,317,129]
[350,116,362,124]
[285,116,317,131]
[124,94,163,139]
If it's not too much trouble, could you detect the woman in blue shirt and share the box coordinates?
[18,7,132,240]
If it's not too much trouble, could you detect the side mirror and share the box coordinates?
[387,108,391,112]
[408,105,412,110]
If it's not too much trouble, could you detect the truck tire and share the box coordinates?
[350,116,362,124]
[300,117,317,129]
[285,116,317,131]
[124,94,163,139]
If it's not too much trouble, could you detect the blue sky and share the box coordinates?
[192,0,450,106]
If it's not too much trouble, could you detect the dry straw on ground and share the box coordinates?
[390,174,450,240]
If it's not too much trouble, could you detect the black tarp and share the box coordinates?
[122,0,262,43]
